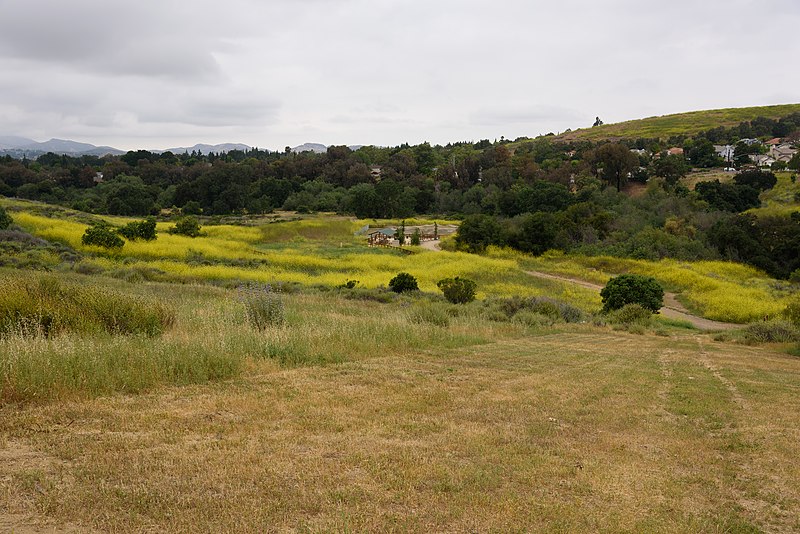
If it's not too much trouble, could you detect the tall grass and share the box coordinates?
[0,272,174,337]
[0,277,515,404]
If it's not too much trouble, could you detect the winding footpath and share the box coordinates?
[418,240,739,331]
[522,270,740,331]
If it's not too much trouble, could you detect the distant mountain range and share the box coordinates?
[0,137,125,157]
[0,138,258,158]
[0,136,367,159]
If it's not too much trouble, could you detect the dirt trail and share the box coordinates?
[417,240,739,331]
[419,240,442,252]
[523,270,740,331]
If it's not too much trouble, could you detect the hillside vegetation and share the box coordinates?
[2,104,800,531]
[559,103,800,141]
[3,200,796,323]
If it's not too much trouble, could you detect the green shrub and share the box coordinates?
[610,303,653,326]
[601,274,664,313]
[389,272,419,293]
[0,274,174,337]
[527,300,562,320]
[169,216,201,238]
[487,296,584,323]
[118,217,157,241]
[182,201,202,215]
[410,229,421,246]
[0,206,12,230]
[437,276,477,304]
[342,287,397,303]
[82,224,124,249]
[744,320,800,344]
[239,283,285,330]
[337,279,359,289]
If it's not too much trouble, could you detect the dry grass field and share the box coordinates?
[2,327,800,532]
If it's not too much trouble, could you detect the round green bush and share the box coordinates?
[82,224,124,249]
[388,272,419,293]
[436,276,477,304]
[600,274,664,313]
[170,216,201,238]
[118,217,157,241]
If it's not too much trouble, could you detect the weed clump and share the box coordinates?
[0,274,174,337]
[408,301,451,327]
[610,303,654,326]
[743,320,800,344]
[239,283,286,330]
[486,296,584,323]
[341,287,397,303]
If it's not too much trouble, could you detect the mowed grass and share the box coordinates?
[2,331,799,532]
[558,103,800,141]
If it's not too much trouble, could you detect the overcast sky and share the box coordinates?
[1,0,799,151]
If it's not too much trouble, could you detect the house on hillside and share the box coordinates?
[750,154,776,168]
[770,143,798,163]
[765,138,782,146]
[666,147,684,156]
[714,145,735,162]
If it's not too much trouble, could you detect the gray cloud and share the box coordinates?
[0,0,798,150]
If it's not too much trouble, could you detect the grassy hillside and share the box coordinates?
[558,103,800,142]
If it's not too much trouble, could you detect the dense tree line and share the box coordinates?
[1,113,798,278]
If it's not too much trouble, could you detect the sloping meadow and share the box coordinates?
[9,206,797,322]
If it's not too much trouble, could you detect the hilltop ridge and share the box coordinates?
[557,103,800,142]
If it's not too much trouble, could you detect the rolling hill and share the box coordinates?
[557,103,800,142]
